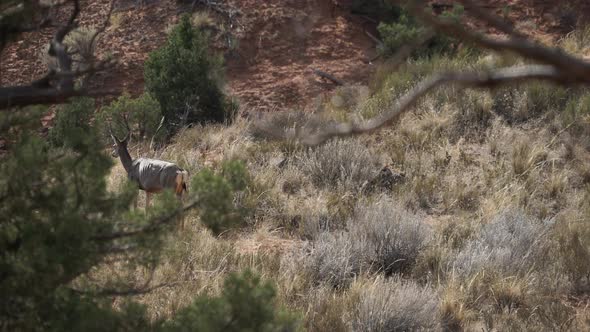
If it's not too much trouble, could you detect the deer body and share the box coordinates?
[123,156,188,196]
[110,118,189,213]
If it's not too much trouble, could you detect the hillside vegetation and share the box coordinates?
[3,0,590,330]
[97,23,590,330]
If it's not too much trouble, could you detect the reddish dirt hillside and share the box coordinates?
[2,0,590,113]
[0,0,378,112]
[223,0,377,112]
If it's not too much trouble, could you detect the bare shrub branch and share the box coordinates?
[278,65,563,146]
[255,0,590,146]
[0,0,118,110]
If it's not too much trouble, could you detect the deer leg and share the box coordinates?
[176,193,185,232]
[146,192,151,209]
[133,191,138,210]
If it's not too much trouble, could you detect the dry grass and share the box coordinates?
[351,277,439,332]
[95,41,590,329]
[451,210,552,279]
[350,197,432,275]
[300,138,379,191]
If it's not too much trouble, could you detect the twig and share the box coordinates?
[0,0,118,109]
[406,0,590,81]
[149,116,165,151]
[87,0,117,56]
[311,68,345,86]
[365,30,383,47]
[91,200,200,241]
[285,65,564,146]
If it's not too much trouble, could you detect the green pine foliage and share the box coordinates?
[48,97,95,148]
[377,5,464,58]
[1,100,294,330]
[1,104,151,330]
[144,14,228,133]
[98,92,166,143]
[160,270,299,332]
[191,160,250,235]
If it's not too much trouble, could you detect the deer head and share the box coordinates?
[108,114,131,158]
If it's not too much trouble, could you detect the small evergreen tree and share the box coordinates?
[377,5,464,58]
[192,160,250,235]
[160,270,299,331]
[144,14,228,134]
[0,100,295,330]
[48,97,95,148]
[97,92,166,144]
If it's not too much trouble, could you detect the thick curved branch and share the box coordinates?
[87,0,116,59]
[0,0,120,109]
[406,1,590,81]
[457,0,525,39]
[283,65,565,146]
[0,86,118,109]
[91,199,199,242]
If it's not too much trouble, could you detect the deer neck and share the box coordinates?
[118,146,134,174]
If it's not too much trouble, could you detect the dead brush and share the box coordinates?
[350,276,440,332]
[451,209,553,279]
[303,285,356,332]
[328,84,370,112]
[449,90,494,142]
[543,166,568,199]
[439,285,474,331]
[489,276,531,314]
[300,138,379,191]
[40,26,98,73]
[350,198,432,276]
[300,231,363,289]
[511,139,548,177]
[442,178,481,212]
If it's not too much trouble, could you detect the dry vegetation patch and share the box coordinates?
[96,30,590,328]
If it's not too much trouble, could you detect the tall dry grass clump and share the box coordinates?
[451,209,552,278]
[301,138,379,191]
[291,197,431,288]
[350,198,432,275]
[350,277,440,332]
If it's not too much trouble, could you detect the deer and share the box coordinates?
[109,116,190,229]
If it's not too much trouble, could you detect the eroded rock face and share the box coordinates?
[361,164,405,194]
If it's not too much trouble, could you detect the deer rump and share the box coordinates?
[129,158,188,195]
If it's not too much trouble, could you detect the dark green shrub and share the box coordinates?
[191,160,250,234]
[144,14,228,133]
[377,5,463,58]
[2,100,297,330]
[48,97,95,148]
[161,270,299,331]
[350,0,401,22]
[98,92,166,144]
[0,101,154,330]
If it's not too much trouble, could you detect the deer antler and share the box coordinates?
[120,113,132,143]
[107,120,120,143]
[106,114,131,144]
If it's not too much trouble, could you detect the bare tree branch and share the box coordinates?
[87,0,116,52]
[406,0,590,81]
[311,68,345,86]
[92,199,199,242]
[280,65,564,146]
[255,0,590,146]
[0,0,119,110]
[0,86,118,109]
